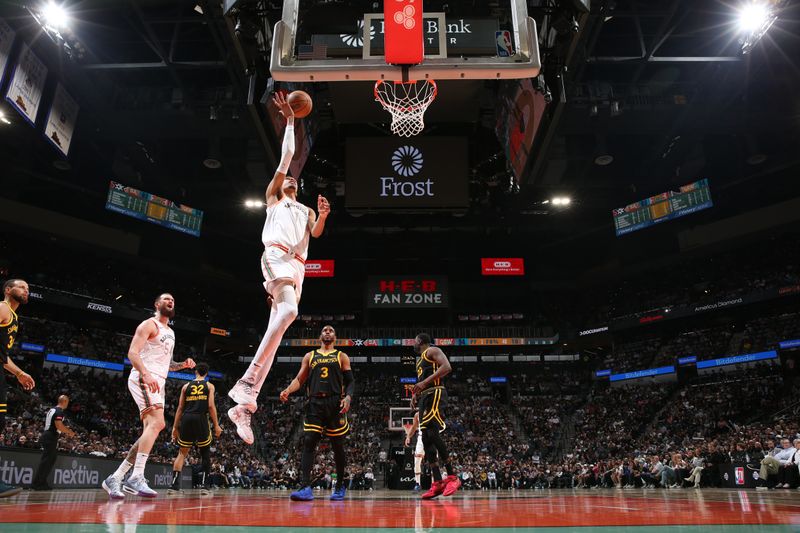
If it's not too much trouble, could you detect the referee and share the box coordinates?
[169,363,221,494]
[32,395,76,490]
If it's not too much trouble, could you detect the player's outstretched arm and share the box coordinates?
[309,195,330,238]
[169,357,195,372]
[265,92,295,206]
[280,352,311,402]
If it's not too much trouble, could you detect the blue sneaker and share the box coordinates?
[290,486,314,501]
[330,485,346,501]
[413,484,421,492]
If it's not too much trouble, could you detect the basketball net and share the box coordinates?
[374,79,437,137]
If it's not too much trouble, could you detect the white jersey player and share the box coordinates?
[228,92,330,444]
[102,293,195,499]
[405,411,425,490]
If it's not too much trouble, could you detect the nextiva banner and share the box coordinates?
[0,447,188,489]
[489,376,508,383]
[481,258,525,276]
[696,350,778,369]
[20,342,44,353]
[305,260,335,278]
[678,356,697,365]
[346,138,468,210]
[366,276,448,308]
[610,365,675,382]
[595,369,611,377]
[779,339,800,350]
[399,377,416,384]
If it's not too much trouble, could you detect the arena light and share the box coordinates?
[551,196,571,206]
[244,199,263,209]
[41,1,69,30]
[0,110,9,125]
[737,0,782,54]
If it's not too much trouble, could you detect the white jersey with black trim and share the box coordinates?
[261,198,310,260]
[131,318,175,379]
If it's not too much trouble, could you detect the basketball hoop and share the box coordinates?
[374,79,437,137]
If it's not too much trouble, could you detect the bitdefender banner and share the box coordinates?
[346,138,468,210]
[367,276,449,308]
[481,258,525,276]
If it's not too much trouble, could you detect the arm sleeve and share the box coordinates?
[343,369,355,397]
[277,118,295,174]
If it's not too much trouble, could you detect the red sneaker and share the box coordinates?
[442,475,461,496]
[421,480,446,499]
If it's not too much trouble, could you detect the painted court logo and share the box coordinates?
[392,146,423,177]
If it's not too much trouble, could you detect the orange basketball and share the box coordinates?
[287,90,312,118]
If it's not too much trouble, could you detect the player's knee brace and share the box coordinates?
[274,284,299,327]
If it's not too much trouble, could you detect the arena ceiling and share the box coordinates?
[0,0,799,272]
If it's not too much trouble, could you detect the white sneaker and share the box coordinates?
[102,475,125,500]
[227,405,254,445]
[228,380,258,411]
[122,475,158,498]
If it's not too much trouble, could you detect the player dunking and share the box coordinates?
[168,362,221,495]
[102,293,195,499]
[0,279,37,498]
[228,92,331,444]
[411,333,460,499]
[280,325,354,501]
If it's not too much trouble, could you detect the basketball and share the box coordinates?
[287,90,312,118]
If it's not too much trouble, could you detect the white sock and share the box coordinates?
[112,460,134,481]
[243,286,297,394]
[132,453,149,478]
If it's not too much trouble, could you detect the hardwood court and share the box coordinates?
[2,488,799,532]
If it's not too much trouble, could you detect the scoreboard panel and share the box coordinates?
[613,179,712,236]
[106,181,203,237]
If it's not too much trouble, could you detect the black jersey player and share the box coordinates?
[280,325,354,501]
[169,362,222,495]
[411,333,460,499]
[0,279,36,498]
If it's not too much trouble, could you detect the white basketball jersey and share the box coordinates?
[261,198,310,260]
[133,318,175,379]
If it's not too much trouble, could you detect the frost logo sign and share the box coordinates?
[380,146,434,198]
[346,137,468,209]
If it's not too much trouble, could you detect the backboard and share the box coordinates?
[270,0,540,82]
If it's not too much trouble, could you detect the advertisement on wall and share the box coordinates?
[346,138,468,210]
[366,276,448,308]
[304,260,335,278]
[481,258,524,276]
[0,447,189,489]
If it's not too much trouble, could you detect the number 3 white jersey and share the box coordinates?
[261,198,310,261]
[132,318,175,379]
